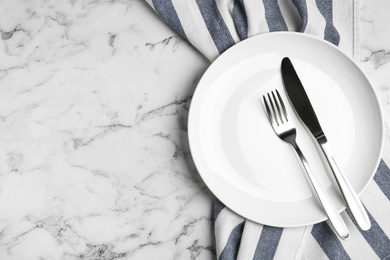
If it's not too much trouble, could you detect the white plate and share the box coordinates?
[188,32,384,227]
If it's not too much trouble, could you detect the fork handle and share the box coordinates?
[291,142,350,240]
[319,142,371,231]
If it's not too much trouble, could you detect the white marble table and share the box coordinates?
[0,0,389,259]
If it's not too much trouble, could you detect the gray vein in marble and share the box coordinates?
[83,244,127,260]
[6,152,24,173]
[145,36,182,52]
[133,185,160,200]
[0,64,28,73]
[175,217,212,245]
[109,34,116,48]
[362,49,390,69]
[0,102,40,124]
[187,239,216,260]
[153,132,180,160]
[15,75,54,96]
[1,27,23,40]
[71,128,114,150]
[68,95,193,151]
[135,95,192,124]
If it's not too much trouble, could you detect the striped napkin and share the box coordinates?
[144,0,390,259]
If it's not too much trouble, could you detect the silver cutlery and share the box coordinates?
[262,90,350,240]
[281,57,371,231]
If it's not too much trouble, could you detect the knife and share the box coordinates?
[281,57,371,231]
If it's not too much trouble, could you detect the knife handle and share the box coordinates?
[319,142,371,231]
[290,142,350,240]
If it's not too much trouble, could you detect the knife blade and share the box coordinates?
[281,57,371,231]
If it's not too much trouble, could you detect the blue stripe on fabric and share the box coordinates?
[151,0,188,40]
[346,208,390,259]
[311,221,351,260]
[261,0,288,32]
[374,159,390,200]
[291,0,308,32]
[232,0,248,40]
[214,197,226,220]
[195,0,236,54]
[253,226,283,260]
[315,0,340,46]
[219,221,245,260]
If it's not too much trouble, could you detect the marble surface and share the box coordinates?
[0,0,389,259]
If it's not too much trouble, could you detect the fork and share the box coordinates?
[262,90,350,240]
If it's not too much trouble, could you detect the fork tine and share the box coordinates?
[263,95,277,127]
[262,90,289,126]
[275,90,288,122]
[271,91,283,124]
[263,94,277,126]
[267,93,279,126]
[262,95,272,121]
